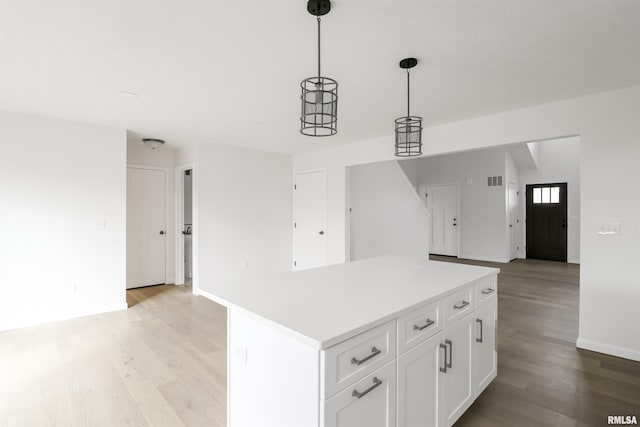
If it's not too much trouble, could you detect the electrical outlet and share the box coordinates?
[233,346,247,364]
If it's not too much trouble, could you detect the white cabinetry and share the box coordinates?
[323,361,397,427]
[397,333,442,427]
[223,258,499,427]
[397,278,497,427]
[440,314,475,426]
[474,299,497,396]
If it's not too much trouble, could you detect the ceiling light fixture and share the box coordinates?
[300,0,337,137]
[394,58,423,157]
[142,138,165,150]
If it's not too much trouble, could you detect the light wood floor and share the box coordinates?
[0,285,227,427]
[1,259,638,426]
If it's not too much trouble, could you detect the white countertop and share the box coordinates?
[205,256,499,350]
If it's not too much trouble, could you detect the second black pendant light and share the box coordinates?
[395,58,423,157]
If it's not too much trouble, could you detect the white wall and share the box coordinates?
[349,161,429,261]
[416,148,509,263]
[519,137,581,263]
[293,85,640,361]
[0,111,127,330]
[195,142,292,295]
[397,159,419,192]
[126,137,176,283]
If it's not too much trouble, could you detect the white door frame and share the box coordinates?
[508,182,520,261]
[292,168,327,271]
[424,183,460,258]
[175,163,198,292]
[127,164,170,285]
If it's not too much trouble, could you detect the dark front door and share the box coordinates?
[526,183,567,262]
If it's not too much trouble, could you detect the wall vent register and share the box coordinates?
[487,176,503,187]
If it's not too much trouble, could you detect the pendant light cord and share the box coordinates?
[406,69,411,117]
[317,16,321,81]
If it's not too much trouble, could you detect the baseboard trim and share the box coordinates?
[458,255,510,264]
[194,288,229,307]
[0,302,128,332]
[576,337,640,362]
[567,258,580,264]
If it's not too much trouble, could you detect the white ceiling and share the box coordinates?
[2,0,640,154]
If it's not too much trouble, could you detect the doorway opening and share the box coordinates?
[176,163,196,288]
[525,182,568,262]
[183,169,193,282]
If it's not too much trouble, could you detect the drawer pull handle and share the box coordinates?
[481,288,495,295]
[439,343,448,373]
[453,300,469,310]
[476,318,483,343]
[413,318,435,331]
[352,377,383,399]
[351,346,381,366]
[445,339,453,368]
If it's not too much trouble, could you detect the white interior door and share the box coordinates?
[127,167,166,289]
[294,170,327,271]
[508,183,519,260]
[426,185,458,256]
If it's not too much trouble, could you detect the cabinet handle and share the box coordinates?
[453,300,469,310]
[351,346,381,366]
[352,377,383,399]
[413,318,435,331]
[481,288,494,295]
[476,318,483,343]
[445,339,453,368]
[439,343,448,373]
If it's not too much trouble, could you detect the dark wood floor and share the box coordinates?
[430,256,640,427]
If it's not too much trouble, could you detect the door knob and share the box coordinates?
[159,230,165,235]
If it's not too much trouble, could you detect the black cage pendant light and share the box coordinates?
[395,58,423,157]
[300,0,338,137]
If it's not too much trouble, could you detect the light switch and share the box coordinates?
[598,222,621,236]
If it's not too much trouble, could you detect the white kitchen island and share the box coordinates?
[206,256,499,427]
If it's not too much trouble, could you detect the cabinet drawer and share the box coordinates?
[322,360,396,427]
[321,320,396,400]
[397,301,441,354]
[475,275,497,306]
[444,285,474,325]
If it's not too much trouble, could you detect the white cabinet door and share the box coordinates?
[474,300,497,396]
[397,333,443,427]
[441,315,474,427]
[323,361,396,427]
